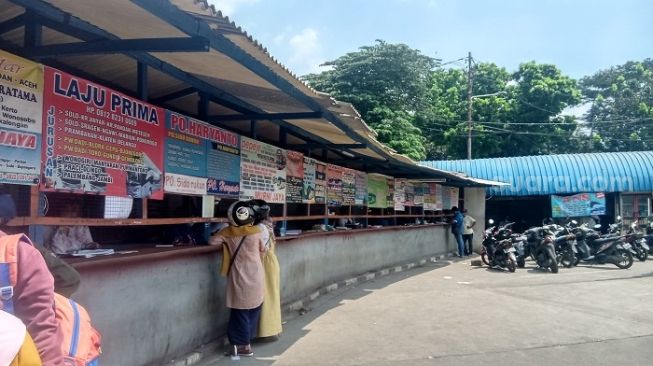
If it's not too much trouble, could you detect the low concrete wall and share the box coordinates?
[73,225,454,366]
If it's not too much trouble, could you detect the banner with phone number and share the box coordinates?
[165,111,240,197]
[41,67,165,199]
[551,192,606,218]
[0,50,43,185]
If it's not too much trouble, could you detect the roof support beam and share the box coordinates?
[132,0,393,159]
[286,143,366,150]
[206,111,322,122]
[250,120,257,139]
[9,0,383,164]
[23,11,41,48]
[137,62,148,101]
[0,13,25,35]
[150,87,197,104]
[22,36,210,58]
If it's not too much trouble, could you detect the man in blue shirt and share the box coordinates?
[451,206,465,258]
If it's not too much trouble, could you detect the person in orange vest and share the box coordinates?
[1,193,101,366]
[0,310,42,366]
[0,193,63,366]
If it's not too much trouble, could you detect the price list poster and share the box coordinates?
[239,137,287,203]
[286,150,304,203]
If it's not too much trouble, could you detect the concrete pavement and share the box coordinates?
[199,256,653,366]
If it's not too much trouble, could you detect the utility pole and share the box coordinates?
[466,51,473,160]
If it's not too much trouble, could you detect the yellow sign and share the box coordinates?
[0,50,44,185]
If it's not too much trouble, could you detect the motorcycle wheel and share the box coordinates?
[507,253,517,272]
[517,257,525,268]
[615,249,634,269]
[547,247,559,273]
[481,249,490,266]
[636,248,648,262]
[560,249,575,268]
[573,253,580,266]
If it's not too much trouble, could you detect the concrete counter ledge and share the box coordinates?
[64,224,450,269]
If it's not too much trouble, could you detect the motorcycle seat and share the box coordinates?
[592,237,620,245]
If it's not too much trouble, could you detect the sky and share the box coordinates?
[207,0,652,79]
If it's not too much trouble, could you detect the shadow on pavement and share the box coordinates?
[198,259,454,366]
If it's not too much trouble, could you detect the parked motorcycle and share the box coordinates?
[523,225,559,273]
[553,221,579,268]
[623,221,649,262]
[646,222,653,254]
[481,220,518,272]
[574,224,634,269]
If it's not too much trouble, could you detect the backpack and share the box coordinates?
[0,234,101,366]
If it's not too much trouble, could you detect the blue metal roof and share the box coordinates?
[421,151,653,196]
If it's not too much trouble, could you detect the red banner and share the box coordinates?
[41,67,165,199]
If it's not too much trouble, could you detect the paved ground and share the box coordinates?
[200,256,653,366]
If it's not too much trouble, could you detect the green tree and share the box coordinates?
[303,40,437,160]
[417,62,581,159]
[580,59,653,151]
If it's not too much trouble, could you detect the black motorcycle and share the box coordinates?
[553,222,580,268]
[523,225,559,273]
[623,221,649,262]
[481,221,517,272]
[574,224,634,269]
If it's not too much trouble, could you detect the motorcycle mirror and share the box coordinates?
[488,219,495,224]
[616,215,622,221]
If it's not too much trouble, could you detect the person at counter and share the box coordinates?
[47,204,100,255]
[248,199,282,340]
[450,206,465,258]
[210,201,268,358]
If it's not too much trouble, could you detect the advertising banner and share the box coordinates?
[165,111,240,198]
[286,150,304,203]
[414,183,425,206]
[441,186,459,209]
[367,174,388,208]
[166,111,240,197]
[404,181,415,207]
[354,171,367,206]
[551,192,606,218]
[387,178,395,208]
[342,168,356,205]
[315,160,326,204]
[239,136,287,203]
[424,183,437,210]
[435,184,443,210]
[41,67,165,198]
[0,50,43,185]
[302,156,316,203]
[326,164,344,206]
[394,179,405,211]
[164,173,207,195]
[449,187,459,209]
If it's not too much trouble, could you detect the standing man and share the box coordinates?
[462,209,476,256]
[451,207,465,258]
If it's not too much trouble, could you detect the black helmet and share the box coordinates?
[0,193,17,225]
[247,199,270,224]
[227,201,255,227]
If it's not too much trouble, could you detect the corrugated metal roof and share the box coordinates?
[0,0,498,187]
[421,151,653,196]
